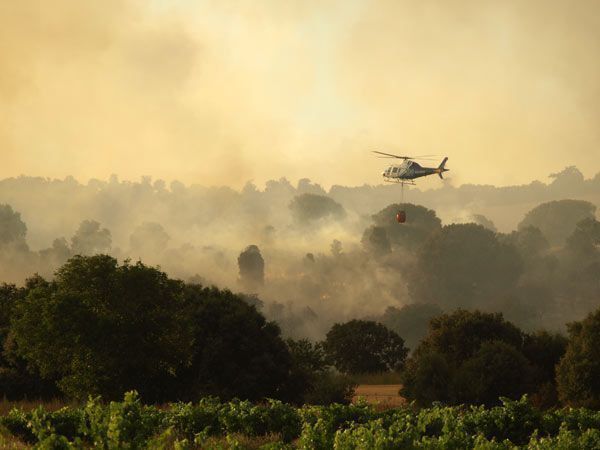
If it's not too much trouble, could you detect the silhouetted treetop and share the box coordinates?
[289,193,346,224]
[518,199,596,245]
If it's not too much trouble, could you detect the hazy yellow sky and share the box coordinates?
[1,0,599,188]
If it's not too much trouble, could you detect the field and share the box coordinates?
[352,384,405,409]
[2,392,600,449]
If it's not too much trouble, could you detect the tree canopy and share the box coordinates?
[371,203,441,250]
[323,320,408,374]
[409,223,523,310]
[518,200,596,245]
[288,193,346,224]
[401,309,563,407]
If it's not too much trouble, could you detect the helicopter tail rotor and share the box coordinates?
[437,157,449,179]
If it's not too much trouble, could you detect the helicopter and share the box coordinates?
[373,151,449,223]
[373,151,449,185]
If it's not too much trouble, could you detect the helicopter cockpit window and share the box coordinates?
[392,167,399,174]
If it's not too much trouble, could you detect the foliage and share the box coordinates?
[9,256,293,404]
[0,204,27,248]
[288,194,346,224]
[176,284,292,402]
[518,199,596,245]
[370,203,442,250]
[401,310,561,407]
[360,226,391,256]
[70,220,112,255]
[323,320,408,375]
[3,394,600,448]
[11,255,189,402]
[237,245,265,290]
[557,309,600,408]
[376,303,443,351]
[409,223,523,310]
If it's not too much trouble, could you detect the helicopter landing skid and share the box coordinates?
[384,179,416,186]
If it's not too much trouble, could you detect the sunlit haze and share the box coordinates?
[1,0,599,188]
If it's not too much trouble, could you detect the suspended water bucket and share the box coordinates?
[396,210,406,223]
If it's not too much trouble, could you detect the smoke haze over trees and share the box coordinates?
[0,166,599,341]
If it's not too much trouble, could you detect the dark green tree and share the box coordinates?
[419,309,523,363]
[0,278,59,399]
[324,320,408,374]
[12,255,190,401]
[377,303,443,351]
[522,331,567,408]
[556,309,600,408]
[452,340,530,406]
[402,310,533,406]
[176,284,292,401]
[409,224,523,310]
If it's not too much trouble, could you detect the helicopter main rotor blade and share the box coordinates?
[372,151,438,161]
[372,150,409,159]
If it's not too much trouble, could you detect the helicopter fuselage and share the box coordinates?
[382,158,448,182]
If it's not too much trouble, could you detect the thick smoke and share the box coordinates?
[0,167,599,341]
[1,1,600,187]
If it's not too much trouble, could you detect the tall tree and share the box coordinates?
[238,245,265,291]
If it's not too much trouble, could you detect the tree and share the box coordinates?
[330,239,343,257]
[238,245,265,291]
[361,226,391,256]
[470,214,497,232]
[452,340,530,406]
[501,226,550,261]
[523,331,567,407]
[324,320,408,374]
[289,193,346,224]
[11,255,190,401]
[565,217,600,258]
[419,309,523,363]
[176,284,292,401]
[371,203,441,250]
[401,310,531,406]
[377,303,443,351]
[71,220,112,255]
[0,278,59,400]
[284,339,328,404]
[518,200,596,246]
[0,204,27,248]
[409,224,523,310]
[556,309,600,408]
[129,222,170,257]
